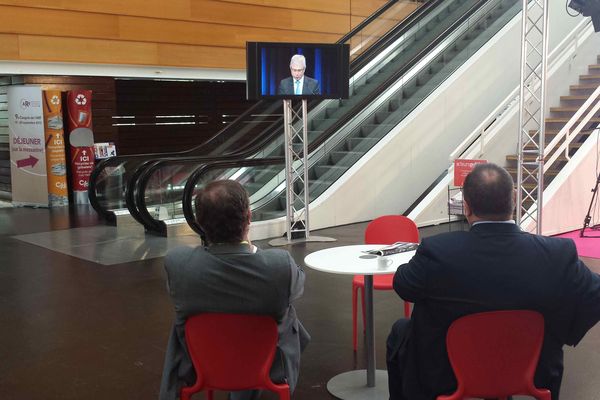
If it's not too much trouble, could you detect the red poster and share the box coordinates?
[453,159,487,186]
[66,90,95,204]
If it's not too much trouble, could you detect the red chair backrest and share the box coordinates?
[445,310,545,398]
[364,215,419,245]
[184,313,278,391]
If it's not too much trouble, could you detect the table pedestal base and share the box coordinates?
[326,369,389,400]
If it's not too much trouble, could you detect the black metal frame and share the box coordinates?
[580,172,600,237]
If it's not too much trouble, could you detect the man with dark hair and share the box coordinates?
[386,163,600,400]
[159,180,310,400]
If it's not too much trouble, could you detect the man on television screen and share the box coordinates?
[278,54,321,96]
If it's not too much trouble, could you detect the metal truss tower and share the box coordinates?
[269,100,335,246]
[516,0,550,233]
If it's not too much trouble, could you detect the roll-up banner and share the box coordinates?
[8,86,49,206]
[66,90,95,204]
[42,90,68,207]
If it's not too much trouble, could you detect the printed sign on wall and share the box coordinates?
[8,86,49,206]
[453,159,487,186]
[43,90,68,207]
[66,90,95,204]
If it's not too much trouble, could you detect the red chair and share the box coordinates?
[352,215,419,351]
[181,313,290,400]
[437,310,551,400]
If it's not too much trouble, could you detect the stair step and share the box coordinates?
[329,151,364,165]
[314,165,346,179]
[374,111,392,124]
[569,84,599,94]
[545,117,600,123]
[580,74,600,81]
[506,154,568,162]
[506,168,559,177]
[560,95,588,106]
[347,137,379,151]
[524,142,582,151]
[550,107,581,113]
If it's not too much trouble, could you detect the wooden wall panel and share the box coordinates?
[0,1,416,70]
[0,0,194,20]
[0,0,384,17]
[0,34,19,59]
[118,16,342,47]
[0,6,119,39]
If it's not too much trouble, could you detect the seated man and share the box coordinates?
[159,180,310,400]
[386,163,600,400]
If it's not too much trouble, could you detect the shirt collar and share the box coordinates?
[207,242,257,255]
[471,220,516,226]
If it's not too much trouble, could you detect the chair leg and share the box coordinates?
[404,301,411,318]
[206,390,214,400]
[352,282,358,351]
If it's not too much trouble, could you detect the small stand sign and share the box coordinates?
[8,86,49,206]
[66,90,95,204]
[453,159,487,186]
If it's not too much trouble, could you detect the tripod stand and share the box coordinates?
[580,172,600,238]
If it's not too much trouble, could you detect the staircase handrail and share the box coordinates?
[449,87,520,161]
[543,85,600,172]
[449,18,594,163]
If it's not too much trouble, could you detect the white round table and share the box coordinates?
[304,245,416,400]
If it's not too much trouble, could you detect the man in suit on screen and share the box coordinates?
[159,180,310,400]
[278,54,321,96]
[386,163,600,400]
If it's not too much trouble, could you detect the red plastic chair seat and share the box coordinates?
[181,313,290,400]
[437,310,551,400]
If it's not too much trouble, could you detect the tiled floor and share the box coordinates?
[1,205,599,400]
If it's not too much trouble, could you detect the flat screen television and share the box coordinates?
[246,42,350,100]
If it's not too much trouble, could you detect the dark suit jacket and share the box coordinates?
[159,243,310,400]
[278,76,321,95]
[391,222,600,400]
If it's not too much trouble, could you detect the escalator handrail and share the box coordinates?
[348,0,443,74]
[135,0,492,233]
[305,0,491,155]
[123,120,288,227]
[182,157,286,237]
[87,0,432,218]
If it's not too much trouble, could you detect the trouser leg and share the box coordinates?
[386,318,410,400]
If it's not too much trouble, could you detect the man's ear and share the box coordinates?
[463,196,472,217]
[512,188,517,209]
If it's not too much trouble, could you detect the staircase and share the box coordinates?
[505,55,600,207]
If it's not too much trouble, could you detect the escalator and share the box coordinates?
[130,0,507,234]
[88,0,434,222]
[133,0,521,236]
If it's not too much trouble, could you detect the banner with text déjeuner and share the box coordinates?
[8,86,49,206]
